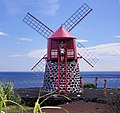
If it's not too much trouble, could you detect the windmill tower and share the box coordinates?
[23,3,98,94]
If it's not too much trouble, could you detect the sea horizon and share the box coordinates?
[0,71,120,89]
[0,70,120,73]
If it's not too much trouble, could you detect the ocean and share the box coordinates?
[0,71,120,88]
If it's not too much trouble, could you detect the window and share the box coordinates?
[67,49,74,58]
[51,49,57,58]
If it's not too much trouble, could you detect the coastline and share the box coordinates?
[15,87,120,113]
[0,71,120,89]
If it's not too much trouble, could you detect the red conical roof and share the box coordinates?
[49,26,75,39]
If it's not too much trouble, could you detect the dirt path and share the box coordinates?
[26,101,110,113]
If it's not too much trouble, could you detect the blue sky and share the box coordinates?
[0,0,120,72]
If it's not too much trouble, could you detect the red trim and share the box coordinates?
[57,41,61,95]
[65,47,68,94]
[66,59,79,87]
[49,26,75,39]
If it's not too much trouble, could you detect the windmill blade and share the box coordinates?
[62,3,92,32]
[31,55,47,73]
[77,42,98,67]
[23,12,54,39]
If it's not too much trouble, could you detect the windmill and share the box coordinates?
[23,3,98,94]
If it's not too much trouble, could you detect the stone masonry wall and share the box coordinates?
[43,60,81,93]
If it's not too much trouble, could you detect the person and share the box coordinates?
[80,76,84,93]
[59,41,65,62]
[94,77,98,88]
[80,77,83,88]
[104,79,107,90]
[103,79,107,96]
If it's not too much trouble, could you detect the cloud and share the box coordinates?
[88,43,120,56]
[28,43,120,60]
[28,49,47,58]
[27,43,120,71]
[0,31,8,36]
[41,0,60,15]
[19,38,32,42]
[2,0,60,15]
[114,35,120,38]
[7,54,25,58]
[77,43,120,71]
[76,39,88,43]
[27,0,60,15]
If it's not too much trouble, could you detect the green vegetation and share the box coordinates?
[83,82,96,88]
[117,87,120,90]
[3,105,32,113]
[0,81,21,104]
[0,81,70,113]
[34,92,71,113]
[0,81,26,113]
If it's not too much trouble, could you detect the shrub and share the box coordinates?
[83,82,96,88]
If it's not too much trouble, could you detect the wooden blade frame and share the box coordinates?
[23,13,54,39]
[77,42,99,67]
[31,54,47,72]
[62,3,92,32]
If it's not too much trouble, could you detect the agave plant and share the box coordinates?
[0,81,27,113]
[0,81,21,104]
[34,92,71,113]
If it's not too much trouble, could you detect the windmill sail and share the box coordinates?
[77,42,98,67]
[62,3,92,32]
[23,13,54,39]
[31,55,47,74]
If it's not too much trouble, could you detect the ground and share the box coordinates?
[14,88,120,113]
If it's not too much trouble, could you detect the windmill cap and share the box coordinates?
[49,26,75,39]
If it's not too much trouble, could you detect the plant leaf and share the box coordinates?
[5,100,27,112]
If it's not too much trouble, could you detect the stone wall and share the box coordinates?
[43,60,81,93]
